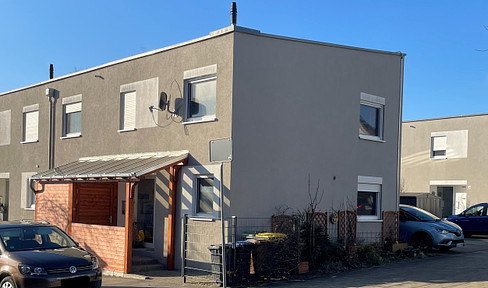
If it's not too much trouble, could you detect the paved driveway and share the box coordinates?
[102,236,488,288]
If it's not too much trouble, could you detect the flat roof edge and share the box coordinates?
[0,26,237,97]
[1,24,405,97]
[403,113,488,123]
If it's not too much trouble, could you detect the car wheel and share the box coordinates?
[0,277,17,288]
[411,233,432,252]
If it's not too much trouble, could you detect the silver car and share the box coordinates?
[399,204,464,251]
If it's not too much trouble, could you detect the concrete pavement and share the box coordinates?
[102,236,488,287]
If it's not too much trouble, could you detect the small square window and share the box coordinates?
[357,177,382,221]
[431,136,447,159]
[196,177,214,215]
[357,191,377,216]
[186,77,216,121]
[63,102,81,137]
[359,102,383,140]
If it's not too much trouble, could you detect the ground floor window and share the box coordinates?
[357,176,382,221]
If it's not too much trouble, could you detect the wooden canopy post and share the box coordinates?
[167,163,184,270]
[124,182,136,274]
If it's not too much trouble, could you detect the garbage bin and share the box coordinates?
[208,244,233,285]
[208,241,255,284]
[233,241,254,282]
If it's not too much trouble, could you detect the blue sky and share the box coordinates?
[1,0,487,121]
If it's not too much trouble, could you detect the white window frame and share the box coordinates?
[357,176,382,222]
[359,92,385,142]
[183,64,217,124]
[194,175,217,217]
[21,104,39,144]
[21,173,36,210]
[61,95,82,139]
[431,135,447,159]
[0,110,11,146]
[119,90,137,132]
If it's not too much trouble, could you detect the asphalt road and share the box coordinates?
[102,236,488,288]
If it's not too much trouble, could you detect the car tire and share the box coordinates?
[411,233,432,252]
[0,276,17,288]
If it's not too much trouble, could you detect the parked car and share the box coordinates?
[399,204,464,251]
[446,203,488,237]
[0,220,102,288]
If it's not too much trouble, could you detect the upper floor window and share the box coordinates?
[183,64,217,123]
[120,91,136,131]
[119,78,158,132]
[22,104,39,143]
[430,130,468,160]
[62,95,82,138]
[359,92,385,142]
[431,136,447,159]
[0,110,11,146]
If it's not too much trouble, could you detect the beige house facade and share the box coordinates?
[401,114,488,217]
[0,24,405,271]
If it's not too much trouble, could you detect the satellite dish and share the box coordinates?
[159,92,168,111]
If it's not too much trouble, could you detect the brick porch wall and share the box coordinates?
[36,184,70,231]
[36,184,126,272]
[71,223,126,272]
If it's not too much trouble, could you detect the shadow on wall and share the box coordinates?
[36,193,68,231]
[401,149,462,169]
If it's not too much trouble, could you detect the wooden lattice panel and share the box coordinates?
[382,211,399,242]
[271,214,294,234]
[313,212,328,234]
[337,211,357,245]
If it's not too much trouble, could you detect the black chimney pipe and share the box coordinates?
[49,64,54,79]
[231,2,237,25]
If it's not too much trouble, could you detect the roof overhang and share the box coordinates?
[30,151,189,183]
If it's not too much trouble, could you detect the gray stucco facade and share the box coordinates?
[402,114,488,217]
[0,25,404,268]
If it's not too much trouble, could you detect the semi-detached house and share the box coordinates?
[0,24,405,273]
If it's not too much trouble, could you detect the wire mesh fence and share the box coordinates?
[181,211,399,286]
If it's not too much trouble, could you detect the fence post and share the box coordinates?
[181,214,188,283]
[232,216,237,281]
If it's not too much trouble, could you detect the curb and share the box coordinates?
[102,269,150,280]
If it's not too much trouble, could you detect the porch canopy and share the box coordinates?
[30,150,188,273]
[30,150,188,183]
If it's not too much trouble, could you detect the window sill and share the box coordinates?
[189,216,216,222]
[431,156,447,160]
[357,218,383,223]
[182,117,217,125]
[21,140,39,144]
[359,135,385,143]
[118,128,137,133]
[61,133,82,140]
[23,207,35,211]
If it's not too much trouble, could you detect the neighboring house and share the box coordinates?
[401,114,488,217]
[0,23,405,273]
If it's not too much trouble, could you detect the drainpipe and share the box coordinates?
[396,54,406,213]
[46,88,54,169]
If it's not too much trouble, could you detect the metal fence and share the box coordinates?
[181,211,398,286]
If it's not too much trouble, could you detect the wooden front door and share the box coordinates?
[73,183,117,226]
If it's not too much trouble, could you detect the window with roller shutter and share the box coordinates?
[22,104,39,143]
